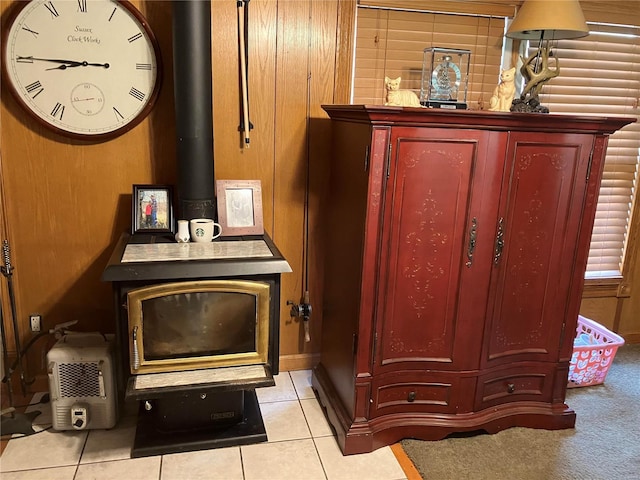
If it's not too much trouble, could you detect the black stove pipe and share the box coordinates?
[172,0,215,220]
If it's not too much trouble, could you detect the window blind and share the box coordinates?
[352,6,506,108]
[530,23,640,278]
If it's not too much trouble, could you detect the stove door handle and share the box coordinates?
[132,326,140,371]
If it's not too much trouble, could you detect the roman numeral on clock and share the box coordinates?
[21,25,39,38]
[113,107,124,120]
[128,33,143,43]
[129,87,145,101]
[44,2,59,18]
[50,102,64,120]
[77,0,87,13]
[136,63,152,70]
[25,80,44,98]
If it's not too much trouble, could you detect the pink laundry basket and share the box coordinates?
[568,315,625,388]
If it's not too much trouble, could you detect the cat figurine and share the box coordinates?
[384,76,421,107]
[489,67,516,112]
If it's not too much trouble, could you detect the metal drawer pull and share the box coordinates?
[494,217,505,265]
[466,217,478,268]
[407,391,416,402]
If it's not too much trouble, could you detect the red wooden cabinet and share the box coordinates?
[313,105,633,455]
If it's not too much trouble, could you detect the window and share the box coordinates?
[352,5,506,107]
[528,23,640,279]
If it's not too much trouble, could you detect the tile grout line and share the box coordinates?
[291,371,330,480]
[157,453,164,480]
[77,426,89,470]
[311,436,330,480]
[73,424,85,480]
[239,444,246,480]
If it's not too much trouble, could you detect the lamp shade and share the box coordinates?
[506,0,589,40]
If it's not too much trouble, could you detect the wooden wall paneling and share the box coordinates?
[0,0,176,382]
[210,0,276,234]
[579,297,618,331]
[0,144,19,372]
[305,0,339,363]
[1,124,158,370]
[140,1,177,185]
[334,0,356,103]
[210,0,246,177]
[620,294,640,344]
[616,212,640,343]
[273,0,312,362]
[618,190,640,342]
[0,85,24,365]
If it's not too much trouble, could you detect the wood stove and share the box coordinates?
[100,0,292,458]
[102,232,290,457]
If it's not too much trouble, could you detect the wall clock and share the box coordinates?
[2,0,162,141]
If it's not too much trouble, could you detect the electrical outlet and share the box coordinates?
[29,314,41,332]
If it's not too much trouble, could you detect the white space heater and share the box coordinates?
[47,333,118,431]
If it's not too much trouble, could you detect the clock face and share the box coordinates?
[2,0,162,141]
[430,55,461,101]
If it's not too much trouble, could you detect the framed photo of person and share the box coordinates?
[131,184,174,235]
[215,180,264,236]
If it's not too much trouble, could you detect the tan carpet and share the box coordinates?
[401,344,640,480]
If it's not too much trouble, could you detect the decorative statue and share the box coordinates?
[488,67,516,112]
[384,76,422,107]
[520,46,559,98]
[511,47,560,113]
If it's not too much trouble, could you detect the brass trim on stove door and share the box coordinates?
[127,280,271,374]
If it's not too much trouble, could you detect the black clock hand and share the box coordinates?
[84,62,110,68]
[46,61,110,71]
[46,64,79,70]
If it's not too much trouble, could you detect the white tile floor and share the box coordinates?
[0,370,408,480]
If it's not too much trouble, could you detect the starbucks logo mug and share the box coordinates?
[189,218,222,242]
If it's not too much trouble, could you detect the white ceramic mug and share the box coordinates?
[189,218,222,242]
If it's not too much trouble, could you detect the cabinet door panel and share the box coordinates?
[375,128,503,372]
[484,133,593,366]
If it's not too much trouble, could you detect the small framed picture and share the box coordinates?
[216,180,264,236]
[131,184,174,235]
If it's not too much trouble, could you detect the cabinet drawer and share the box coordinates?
[475,364,555,410]
[370,371,473,417]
